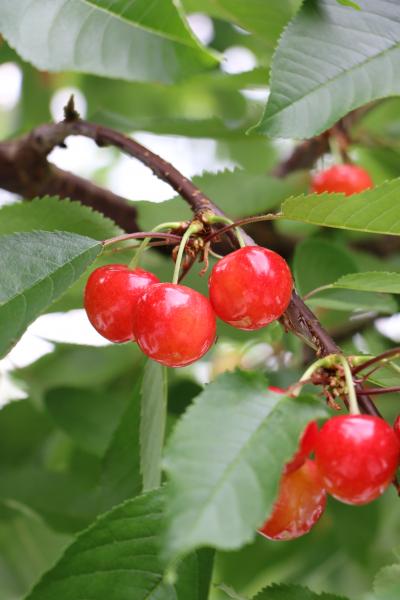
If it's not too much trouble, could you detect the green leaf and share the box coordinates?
[0,504,71,600]
[293,238,358,296]
[44,387,130,458]
[336,0,361,9]
[0,231,101,358]
[255,0,400,138]
[140,360,168,492]
[163,371,328,561]
[307,288,396,314]
[175,548,215,600]
[14,343,141,403]
[0,197,121,240]
[0,400,52,466]
[0,0,217,84]
[254,583,348,600]
[182,0,296,47]
[332,272,400,294]
[100,377,143,510]
[373,564,400,600]
[25,489,173,600]
[282,180,400,235]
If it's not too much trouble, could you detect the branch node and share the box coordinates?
[64,95,80,122]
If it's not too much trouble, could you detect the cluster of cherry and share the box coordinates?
[84,245,293,367]
[259,400,400,541]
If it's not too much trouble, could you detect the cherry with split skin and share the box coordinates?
[311,164,373,196]
[315,414,400,505]
[132,283,216,368]
[209,246,293,330]
[84,264,159,343]
[258,459,326,541]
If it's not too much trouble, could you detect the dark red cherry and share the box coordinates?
[84,264,159,343]
[315,415,400,505]
[311,164,373,196]
[258,459,326,541]
[285,421,319,475]
[208,246,293,330]
[132,283,216,367]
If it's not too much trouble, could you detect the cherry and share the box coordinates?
[132,283,216,367]
[315,415,400,505]
[268,385,288,395]
[258,459,326,541]
[208,246,293,330]
[394,415,400,442]
[311,164,373,196]
[84,264,159,343]
[285,421,319,475]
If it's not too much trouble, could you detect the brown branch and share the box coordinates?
[0,139,140,233]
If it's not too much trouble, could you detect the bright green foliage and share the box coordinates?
[0,0,217,83]
[140,360,168,492]
[0,231,101,357]
[163,371,328,560]
[293,239,398,313]
[373,564,400,600]
[294,238,358,296]
[0,197,121,239]
[256,0,400,138]
[24,489,176,600]
[254,584,348,599]
[182,0,297,48]
[332,272,400,294]
[282,180,400,234]
[44,387,130,457]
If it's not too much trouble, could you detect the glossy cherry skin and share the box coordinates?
[284,421,319,475]
[315,415,400,505]
[208,246,293,330]
[258,459,326,541]
[394,416,400,442]
[311,164,373,196]
[132,283,216,368]
[268,385,288,395]
[84,264,159,343]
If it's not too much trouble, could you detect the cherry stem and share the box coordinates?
[292,354,338,397]
[204,213,246,248]
[129,221,184,269]
[205,213,281,245]
[102,231,181,247]
[303,284,333,301]
[338,355,360,415]
[172,222,203,285]
[356,386,400,396]
[351,348,400,376]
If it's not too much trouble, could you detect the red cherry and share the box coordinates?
[311,164,373,196]
[84,264,159,343]
[394,415,400,441]
[132,283,216,367]
[208,246,293,330]
[315,415,400,505]
[285,421,319,475]
[268,386,288,395]
[258,459,326,541]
